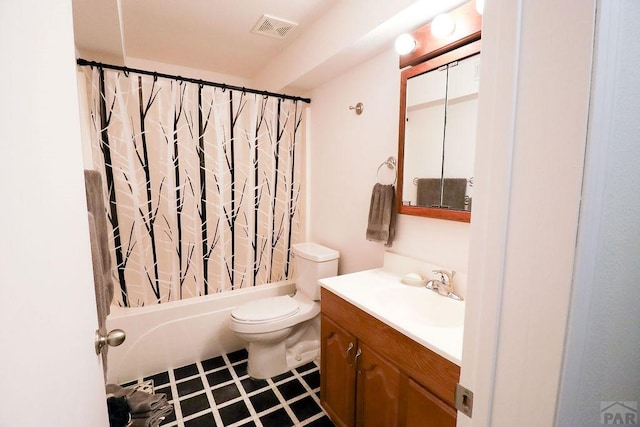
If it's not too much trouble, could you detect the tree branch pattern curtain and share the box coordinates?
[84,67,305,307]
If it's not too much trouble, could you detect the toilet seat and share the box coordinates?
[231,296,299,324]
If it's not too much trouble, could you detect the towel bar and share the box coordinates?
[413,176,474,186]
[376,156,397,185]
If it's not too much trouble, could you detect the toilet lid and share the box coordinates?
[231,296,299,323]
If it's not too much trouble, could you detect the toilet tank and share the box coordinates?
[292,243,339,301]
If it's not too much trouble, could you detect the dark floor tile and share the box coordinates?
[249,389,280,414]
[260,407,293,427]
[206,368,233,387]
[158,406,176,425]
[277,378,306,400]
[177,377,204,397]
[271,370,293,382]
[121,380,138,388]
[212,383,241,405]
[144,371,170,387]
[155,385,173,402]
[295,362,317,374]
[201,355,225,372]
[302,370,321,390]
[183,411,215,427]
[240,377,269,394]
[219,400,251,425]
[290,395,322,422]
[132,351,331,427]
[179,393,210,418]
[174,363,199,380]
[306,415,336,427]
[227,348,248,363]
[233,361,248,377]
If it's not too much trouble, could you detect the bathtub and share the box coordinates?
[105,280,296,384]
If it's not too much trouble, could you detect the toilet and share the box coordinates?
[229,242,339,379]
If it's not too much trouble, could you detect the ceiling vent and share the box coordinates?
[251,14,298,39]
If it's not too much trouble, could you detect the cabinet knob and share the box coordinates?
[354,348,362,373]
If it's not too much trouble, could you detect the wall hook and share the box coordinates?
[349,102,364,115]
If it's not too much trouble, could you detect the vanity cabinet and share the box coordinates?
[320,288,459,427]
[321,315,401,427]
[321,316,357,426]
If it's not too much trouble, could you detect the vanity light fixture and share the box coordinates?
[394,33,417,55]
[431,13,456,38]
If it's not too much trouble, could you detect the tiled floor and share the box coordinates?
[121,349,335,427]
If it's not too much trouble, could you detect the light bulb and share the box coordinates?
[394,34,416,55]
[431,13,456,38]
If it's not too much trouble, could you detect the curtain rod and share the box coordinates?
[76,58,311,104]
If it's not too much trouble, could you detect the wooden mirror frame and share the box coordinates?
[396,1,482,223]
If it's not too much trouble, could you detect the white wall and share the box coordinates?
[308,49,471,278]
[125,57,251,87]
[459,0,596,426]
[556,1,640,425]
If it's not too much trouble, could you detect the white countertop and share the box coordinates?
[320,268,464,365]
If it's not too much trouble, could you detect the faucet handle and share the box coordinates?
[425,279,439,290]
[428,270,462,300]
[432,269,453,285]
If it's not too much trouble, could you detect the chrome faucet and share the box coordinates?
[425,269,464,301]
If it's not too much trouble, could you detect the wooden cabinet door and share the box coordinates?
[321,315,357,427]
[404,378,456,427]
[355,342,401,427]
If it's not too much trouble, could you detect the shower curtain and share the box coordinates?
[84,67,305,307]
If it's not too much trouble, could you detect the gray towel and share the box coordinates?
[416,178,441,207]
[416,178,468,210]
[130,404,174,427]
[106,384,172,414]
[366,183,396,247]
[88,213,109,379]
[442,178,468,210]
[84,170,114,315]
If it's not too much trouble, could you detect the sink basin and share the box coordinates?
[374,286,464,328]
[320,267,466,364]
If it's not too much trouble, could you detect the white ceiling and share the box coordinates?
[72,0,465,93]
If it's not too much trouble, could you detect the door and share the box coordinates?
[0,1,109,426]
[404,378,456,427]
[355,342,401,427]
[321,315,357,427]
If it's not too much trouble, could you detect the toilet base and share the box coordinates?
[247,339,287,379]
[246,338,320,379]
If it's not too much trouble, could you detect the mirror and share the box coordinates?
[396,3,481,222]
[403,51,480,210]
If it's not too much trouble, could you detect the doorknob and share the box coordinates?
[95,329,126,355]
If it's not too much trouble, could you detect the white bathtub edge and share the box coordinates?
[106,281,296,384]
